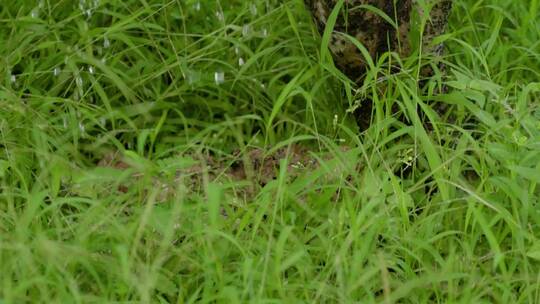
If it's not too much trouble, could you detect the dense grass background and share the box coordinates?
[1,0,540,302]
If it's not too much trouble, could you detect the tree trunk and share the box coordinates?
[305,0,453,82]
[305,0,453,130]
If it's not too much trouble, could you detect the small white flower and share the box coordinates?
[215,10,224,22]
[250,3,257,16]
[103,37,110,48]
[214,71,225,85]
[78,121,86,134]
[75,75,83,88]
[31,8,39,18]
[242,24,251,37]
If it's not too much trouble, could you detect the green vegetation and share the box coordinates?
[1,0,539,302]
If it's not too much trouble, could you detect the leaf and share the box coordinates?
[508,165,540,183]
[266,67,309,132]
[527,241,540,261]
[319,0,344,63]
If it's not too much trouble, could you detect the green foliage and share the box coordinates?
[0,0,539,302]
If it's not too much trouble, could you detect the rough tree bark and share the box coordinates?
[304,0,453,129]
[305,0,453,80]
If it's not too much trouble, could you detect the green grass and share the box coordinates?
[1,0,540,302]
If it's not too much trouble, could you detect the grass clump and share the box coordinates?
[1,0,540,302]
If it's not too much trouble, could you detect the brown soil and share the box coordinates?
[95,144,349,201]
